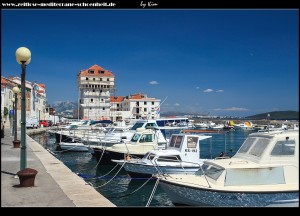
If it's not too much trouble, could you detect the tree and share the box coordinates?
[3,107,8,117]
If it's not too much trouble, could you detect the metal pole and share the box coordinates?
[14,93,18,141]
[20,62,27,170]
[12,102,15,136]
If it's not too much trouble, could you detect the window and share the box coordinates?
[271,139,295,156]
[93,78,95,81]
[249,138,270,157]
[100,78,102,81]
[100,70,105,74]
[92,89,95,92]
[86,77,89,80]
[187,136,198,148]
[169,135,183,148]
[91,99,93,102]
[88,70,94,74]
[107,78,109,81]
[144,108,147,112]
[102,108,105,110]
[131,133,141,142]
[157,156,181,162]
[9,91,12,99]
[144,102,147,105]
[201,164,224,180]
[139,134,154,142]
[152,102,154,105]
[238,137,256,153]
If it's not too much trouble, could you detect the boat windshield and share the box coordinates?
[201,164,224,180]
[237,137,271,158]
[131,123,144,130]
[131,133,141,142]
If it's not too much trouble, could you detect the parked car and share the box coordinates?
[26,117,39,129]
[39,120,49,127]
[46,120,53,126]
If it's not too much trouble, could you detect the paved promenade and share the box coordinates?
[1,127,115,207]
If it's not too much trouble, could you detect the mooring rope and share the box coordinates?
[145,176,160,207]
[91,161,126,188]
[106,176,154,198]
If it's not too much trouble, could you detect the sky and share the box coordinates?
[1,9,299,117]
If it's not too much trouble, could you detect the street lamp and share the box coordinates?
[267,113,270,133]
[16,47,31,170]
[11,98,15,136]
[53,110,56,126]
[12,86,20,142]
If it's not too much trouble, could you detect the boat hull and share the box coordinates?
[92,147,144,165]
[58,143,89,152]
[122,162,200,178]
[159,180,299,207]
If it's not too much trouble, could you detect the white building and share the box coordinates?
[1,76,47,127]
[77,65,115,120]
[110,93,161,121]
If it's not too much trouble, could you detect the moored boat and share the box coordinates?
[158,130,299,207]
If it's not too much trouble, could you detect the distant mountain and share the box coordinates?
[246,111,299,120]
[51,101,78,117]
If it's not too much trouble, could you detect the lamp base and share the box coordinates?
[13,140,21,148]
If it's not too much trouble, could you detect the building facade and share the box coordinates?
[1,76,47,127]
[77,65,161,122]
[110,93,161,121]
[77,65,115,120]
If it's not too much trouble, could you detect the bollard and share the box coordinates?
[17,168,38,187]
[13,140,21,148]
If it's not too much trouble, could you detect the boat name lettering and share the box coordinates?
[185,149,197,153]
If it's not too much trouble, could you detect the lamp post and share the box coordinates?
[53,110,56,126]
[16,47,31,170]
[11,98,15,136]
[12,87,20,141]
[267,113,270,133]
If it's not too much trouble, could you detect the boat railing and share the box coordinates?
[152,157,202,176]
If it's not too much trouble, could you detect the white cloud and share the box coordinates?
[214,107,249,111]
[149,81,159,85]
[196,86,200,89]
[203,89,213,93]
[174,103,180,106]
[216,90,224,93]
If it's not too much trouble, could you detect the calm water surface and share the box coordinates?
[31,129,254,207]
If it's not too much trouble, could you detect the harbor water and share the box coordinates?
[30,129,254,207]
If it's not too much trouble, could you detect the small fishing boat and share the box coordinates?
[158,130,299,207]
[112,134,212,178]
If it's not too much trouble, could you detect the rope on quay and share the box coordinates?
[145,176,160,207]
[90,161,126,188]
[106,176,154,199]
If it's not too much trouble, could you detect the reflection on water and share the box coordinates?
[31,129,252,207]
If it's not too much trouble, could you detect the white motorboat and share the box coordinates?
[112,134,212,178]
[158,130,299,207]
[58,142,89,152]
[92,127,166,165]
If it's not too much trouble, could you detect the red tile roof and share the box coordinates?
[78,65,114,77]
[38,84,45,89]
[128,93,155,100]
[110,96,124,102]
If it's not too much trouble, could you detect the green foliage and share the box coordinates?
[3,107,8,116]
[246,111,299,120]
